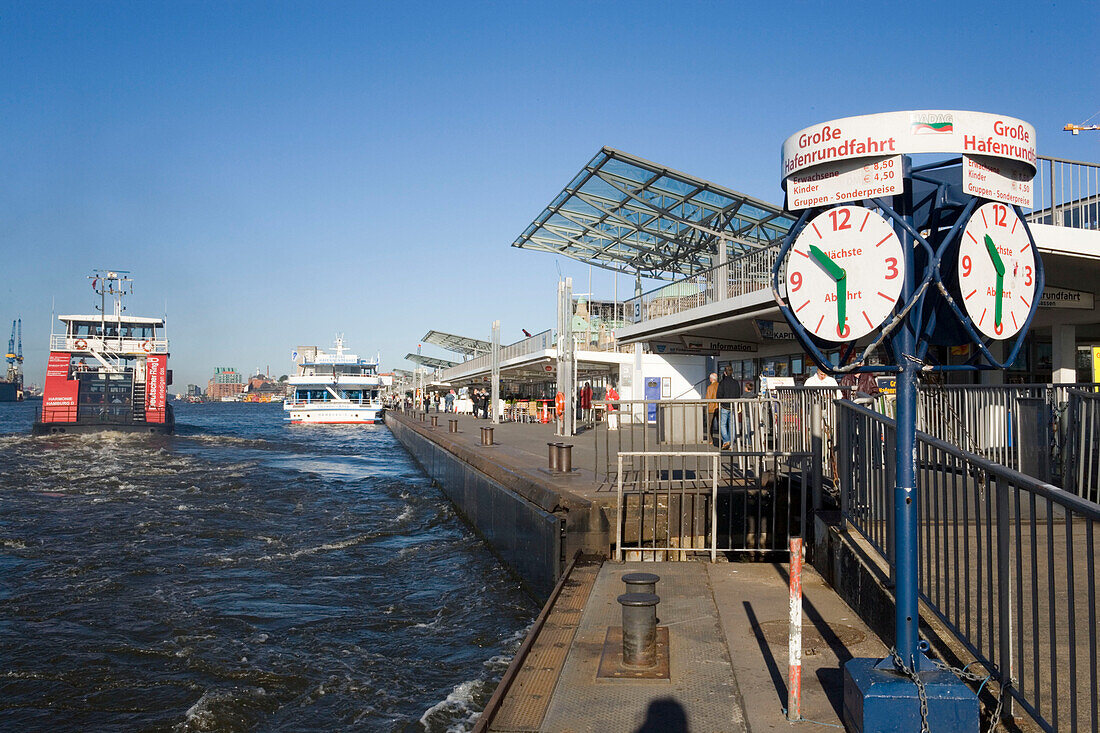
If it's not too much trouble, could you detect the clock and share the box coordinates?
[957,202,1036,340]
[784,205,906,342]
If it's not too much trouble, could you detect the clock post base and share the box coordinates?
[843,655,979,733]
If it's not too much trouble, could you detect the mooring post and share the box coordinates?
[618,592,659,668]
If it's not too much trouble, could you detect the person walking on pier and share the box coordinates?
[717,366,742,450]
[704,372,718,443]
[605,382,619,431]
[581,381,593,427]
[445,389,455,413]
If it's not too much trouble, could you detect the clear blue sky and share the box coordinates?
[2,1,1098,389]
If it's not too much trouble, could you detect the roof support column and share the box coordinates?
[557,278,575,437]
[491,320,501,424]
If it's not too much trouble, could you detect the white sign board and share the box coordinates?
[963,155,1033,208]
[786,155,903,209]
[1039,287,1094,310]
[782,111,1036,210]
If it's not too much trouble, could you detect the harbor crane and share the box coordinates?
[1064,123,1100,135]
[6,318,22,383]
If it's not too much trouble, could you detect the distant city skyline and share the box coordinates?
[3,1,1098,389]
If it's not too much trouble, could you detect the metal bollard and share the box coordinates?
[430,415,439,428]
[618,592,659,668]
[547,442,560,472]
[448,419,459,433]
[557,443,573,473]
[622,572,660,596]
[419,412,426,422]
[481,426,494,446]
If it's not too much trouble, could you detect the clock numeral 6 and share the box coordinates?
[885,258,899,280]
[995,322,1004,336]
[836,323,851,338]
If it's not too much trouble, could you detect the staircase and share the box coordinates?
[132,382,146,422]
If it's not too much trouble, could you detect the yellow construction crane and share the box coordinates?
[1065,123,1100,135]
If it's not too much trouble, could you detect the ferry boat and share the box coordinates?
[33,271,174,435]
[284,338,391,424]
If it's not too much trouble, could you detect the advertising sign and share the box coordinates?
[145,354,167,423]
[1094,347,1100,385]
[962,155,1033,208]
[1038,286,1094,310]
[782,111,1036,210]
[42,351,79,422]
[754,319,798,341]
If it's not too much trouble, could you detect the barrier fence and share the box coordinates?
[614,450,812,562]
[1064,390,1100,505]
[837,400,1100,732]
[594,397,784,484]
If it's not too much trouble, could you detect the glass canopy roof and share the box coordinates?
[421,330,491,357]
[513,147,796,279]
[404,353,457,369]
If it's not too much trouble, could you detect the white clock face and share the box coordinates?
[785,206,905,342]
[957,202,1036,340]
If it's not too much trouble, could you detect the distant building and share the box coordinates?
[240,372,287,402]
[185,384,203,398]
[207,367,245,400]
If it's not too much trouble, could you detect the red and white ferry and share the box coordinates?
[33,270,174,435]
[284,337,390,424]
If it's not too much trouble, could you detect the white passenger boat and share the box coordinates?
[284,338,391,424]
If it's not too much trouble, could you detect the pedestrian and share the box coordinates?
[716,366,742,450]
[445,389,455,413]
[605,381,619,431]
[704,372,718,442]
[581,382,593,426]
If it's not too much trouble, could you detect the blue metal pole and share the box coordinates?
[892,157,920,671]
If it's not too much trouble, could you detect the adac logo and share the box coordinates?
[911,112,954,135]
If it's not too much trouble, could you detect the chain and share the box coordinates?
[890,648,1011,733]
[890,647,931,733]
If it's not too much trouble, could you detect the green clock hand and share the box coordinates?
[809,244,846,281]
[837,276,847,333]
[984,235,1005,327]
[983,234,1005,277]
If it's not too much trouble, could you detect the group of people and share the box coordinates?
[704,366,743,449]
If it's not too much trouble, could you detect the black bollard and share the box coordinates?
[622,572,660,596]
[618,592,659,668]
[448,419,459,433]
[557,443,573,473]
[547,442,560,472]
[430,415,439,428]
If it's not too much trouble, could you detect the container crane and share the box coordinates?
[1064,123,1100,135]
[5,318,22,385]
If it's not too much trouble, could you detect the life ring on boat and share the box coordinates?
[555,392,565,418]
[141,340,154,352]
[74,338,88,350]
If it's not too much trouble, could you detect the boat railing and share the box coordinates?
[50,335,169,354]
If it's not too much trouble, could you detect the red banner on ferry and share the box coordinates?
[42,351,79,422]
[145,354,167,423]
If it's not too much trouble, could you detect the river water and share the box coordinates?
[0,401,535,731]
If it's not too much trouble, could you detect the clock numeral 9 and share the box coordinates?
[790,272,802,291]
[962,255,972,278]
[828,208,851,231]
[885,258,898,280]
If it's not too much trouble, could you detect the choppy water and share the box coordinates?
[0,401,535,731]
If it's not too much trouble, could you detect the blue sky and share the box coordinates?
[2,0,1098,389]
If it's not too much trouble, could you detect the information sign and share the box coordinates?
[963,155,1033,208]
[786,155,902,209]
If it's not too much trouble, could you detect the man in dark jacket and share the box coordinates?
[716,366,742,449]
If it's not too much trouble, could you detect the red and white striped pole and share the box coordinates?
[788,536,803,722]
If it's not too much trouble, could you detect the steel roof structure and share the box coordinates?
[421,330,491,357]
[404,353,457,369]
[513,147,797,280]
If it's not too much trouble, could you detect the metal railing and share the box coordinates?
[1030,155,1100,230]
[50,335,169,354]
[1064,390,1100,504]
[433,329,553,383]
[594,397,784,483]
[837,400,1100,732]
[624,244,781,325]
[615,450,813,561]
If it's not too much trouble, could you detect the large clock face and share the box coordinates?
[785,206,905,342]
[957,202,1036,340]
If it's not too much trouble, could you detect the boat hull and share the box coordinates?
[285,405,384,425]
